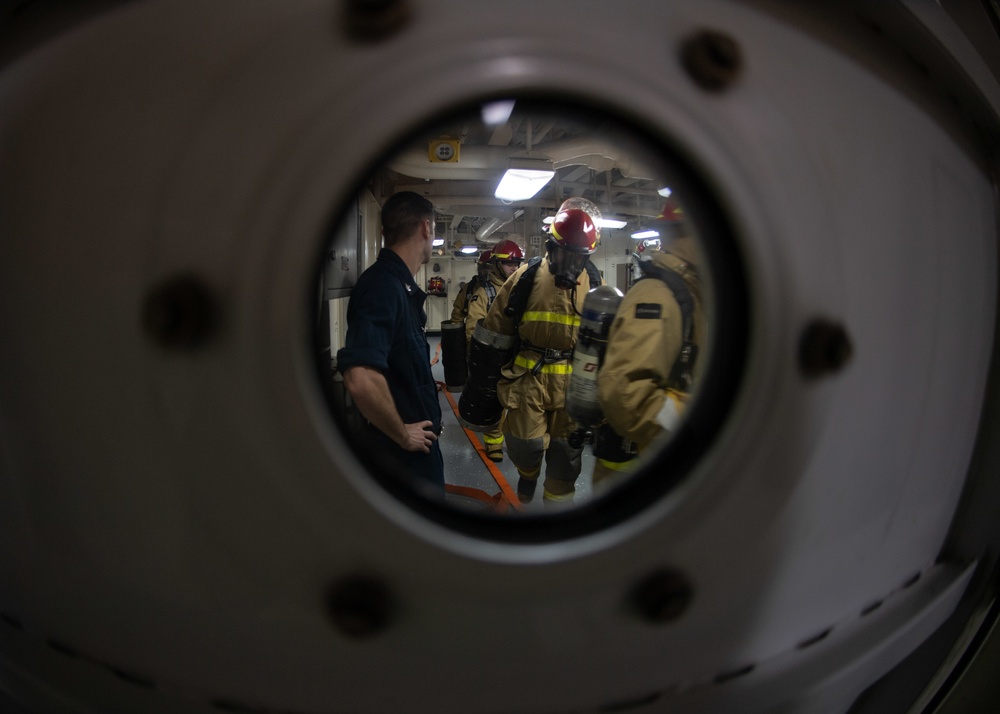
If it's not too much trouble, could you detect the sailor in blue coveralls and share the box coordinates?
[337,191,445,492]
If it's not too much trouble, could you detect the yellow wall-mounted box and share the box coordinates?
[428,139,460,163]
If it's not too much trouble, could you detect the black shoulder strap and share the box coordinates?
[503,256,542,320]
[636,261,698,390]
[637,261,694,341]
[503,256,602,322]
[462,274,480,311]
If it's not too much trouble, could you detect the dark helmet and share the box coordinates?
[547,206,598,289]
[476,249,493,278]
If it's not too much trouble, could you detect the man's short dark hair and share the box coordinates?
[381,191,435,247]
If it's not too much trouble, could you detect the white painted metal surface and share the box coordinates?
[0,1,997,712]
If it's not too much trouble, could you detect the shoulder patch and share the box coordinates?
[635,303,662,319]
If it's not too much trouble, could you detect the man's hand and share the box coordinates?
[401,420,438,453]
[343,365,438,453]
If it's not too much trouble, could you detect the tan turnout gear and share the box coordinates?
[465,261,510,460]
[597,243,704,454]
[483,256,600,502]
[450,280,472,323]
[464,264,506,344]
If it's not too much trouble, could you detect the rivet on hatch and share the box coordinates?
[142,274,217,350]
[326,574,395,639]
[799,319,853,378]
[630,568,694,624]
[343,0,412,43]
[680,30,743,92]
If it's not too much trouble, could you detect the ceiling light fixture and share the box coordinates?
[494,167,555,201]
[631,229,660,239]
[482,99,516,127]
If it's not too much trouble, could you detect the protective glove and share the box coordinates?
[654,389,688,433]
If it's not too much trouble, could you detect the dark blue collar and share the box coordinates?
[377,248,424,300]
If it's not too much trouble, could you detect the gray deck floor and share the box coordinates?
[429,334,596,515]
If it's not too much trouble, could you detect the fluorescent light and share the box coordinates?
[494,168,555,201]
[432,238,444,246]
[657,186,672,197]
[460,245,478,254]
[482,99,515,127]
[631,229,660,239]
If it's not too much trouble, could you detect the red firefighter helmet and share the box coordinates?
[546,207,599,290]
[477,249,493,265]
[491,239,524,263]
[549,208,598,254]
[556,197,603,242]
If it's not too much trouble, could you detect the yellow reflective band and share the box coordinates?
[484,434,504,445]
[514,355,573,374]
[522,311,580,327]
[597,458,637,473]
[543,489,575,502]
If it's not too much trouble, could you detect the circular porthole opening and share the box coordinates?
[314,95,748,542]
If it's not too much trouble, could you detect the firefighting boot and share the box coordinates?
[516,477,538,504]
[506,435,544,503]
[484,430,504,462]
[542,477,576,508]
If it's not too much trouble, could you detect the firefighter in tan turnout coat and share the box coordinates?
[594,227,705,489]
[464,240,523,461]
[481,200,604,505]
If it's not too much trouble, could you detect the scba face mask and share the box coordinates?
[547,241,591,290]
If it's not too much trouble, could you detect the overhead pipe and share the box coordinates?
[476,208,523,241]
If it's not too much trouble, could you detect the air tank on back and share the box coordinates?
[439,320,468,391]
[565,284,624,428]
[458,322,517,431]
